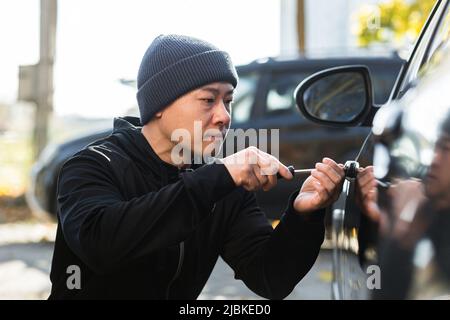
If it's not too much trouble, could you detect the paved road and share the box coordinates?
[0,223,332,300]
[199,252,332,300]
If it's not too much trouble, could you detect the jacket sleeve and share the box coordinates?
[220,190,325,300]
[57,152,235,274]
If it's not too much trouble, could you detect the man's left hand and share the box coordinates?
[293,158,345,214]
[356,166,381,223]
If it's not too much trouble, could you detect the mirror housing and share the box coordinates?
[294,65,374,127]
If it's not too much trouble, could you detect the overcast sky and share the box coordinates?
[0,0,280,118]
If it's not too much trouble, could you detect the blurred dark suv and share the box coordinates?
[27,55,404,220]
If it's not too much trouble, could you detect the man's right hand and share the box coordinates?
[221,146,293,192]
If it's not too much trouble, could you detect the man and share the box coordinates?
[49,34,348,299]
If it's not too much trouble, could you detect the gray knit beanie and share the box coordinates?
[136,34,239,125]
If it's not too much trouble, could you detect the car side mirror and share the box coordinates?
[294,65,374,127]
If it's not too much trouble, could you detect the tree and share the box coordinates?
[355,0,436,48]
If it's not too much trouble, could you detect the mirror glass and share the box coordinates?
[302,72,367,123]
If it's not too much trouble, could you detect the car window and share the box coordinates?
[231,73,258,123]
[419,5,450,76]
[372,69,402,104]
[398,1,447,97]
[266,73,308,114]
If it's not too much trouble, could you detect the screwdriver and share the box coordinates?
[278,164,391,189]
[277,165,313,179]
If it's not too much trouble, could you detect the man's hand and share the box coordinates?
[221,146,293,192]
[293,158,344,214]
[356,166,381,222]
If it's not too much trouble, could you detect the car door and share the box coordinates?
[331,0,449,300]
[372,0,450,299]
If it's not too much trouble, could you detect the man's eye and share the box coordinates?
[201,98,215,104]
[442,144,450,152]
[436,140,450,151]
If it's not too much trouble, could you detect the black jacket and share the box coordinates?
[49,116,325,300]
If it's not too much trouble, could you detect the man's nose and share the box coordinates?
[213,101,231,127]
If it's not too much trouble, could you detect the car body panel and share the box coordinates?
[294,0,450,300]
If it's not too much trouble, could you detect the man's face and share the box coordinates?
[425,133,450,208]
[158,82,234,162]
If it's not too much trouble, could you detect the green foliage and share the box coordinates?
[355,0,436,47]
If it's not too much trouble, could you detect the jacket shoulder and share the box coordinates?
[60,134,132,181]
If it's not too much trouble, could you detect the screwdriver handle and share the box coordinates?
[277,165,295,179]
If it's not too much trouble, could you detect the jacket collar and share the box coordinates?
[112,116,202,180]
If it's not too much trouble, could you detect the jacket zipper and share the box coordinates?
[164,168,190,299]
[165,241,185,299]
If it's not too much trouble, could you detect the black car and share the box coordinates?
[26,55,403,220]
[294,0,450,299]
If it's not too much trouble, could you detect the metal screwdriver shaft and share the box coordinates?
[277,165,313,179]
